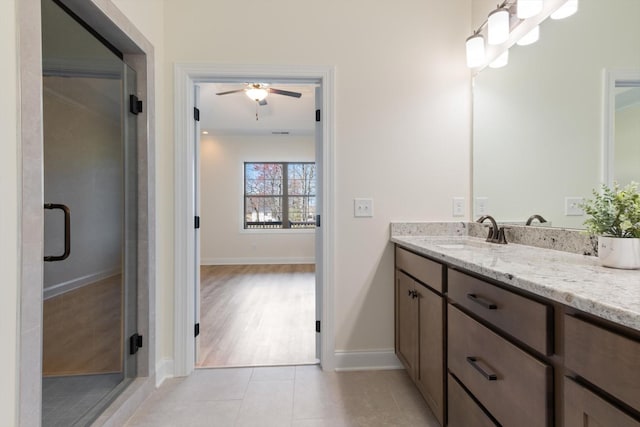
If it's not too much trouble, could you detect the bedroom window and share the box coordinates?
[244,162,316,229]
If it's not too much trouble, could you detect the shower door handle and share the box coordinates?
[44,203,71,262]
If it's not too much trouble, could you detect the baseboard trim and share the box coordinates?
[155,358,175,387]
[200,257,315,265]
[43,267,121,300]
[333,349,403,371]
[94,376,156,427]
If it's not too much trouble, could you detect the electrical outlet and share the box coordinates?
[354,198,374,218]
[475,197,489,216]
[565,197,584,216]
[452,197,465,217]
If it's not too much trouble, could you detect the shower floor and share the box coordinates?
[42,373,123,427]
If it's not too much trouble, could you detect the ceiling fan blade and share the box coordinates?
[216,89,246,96]
[259,99,268,106]
[268,88,302,98]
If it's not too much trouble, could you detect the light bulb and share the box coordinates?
[245,87,268,102]
[489,50,509,68]
[517,25,540,46]
[551,0,578,19]
[488,7,510,45]
[517,0,544,19]
[466,34,485,68]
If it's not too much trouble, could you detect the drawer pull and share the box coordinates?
[466,357,497,381]
[467,293,497,310]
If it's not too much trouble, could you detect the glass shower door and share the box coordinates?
[41,0,138,425]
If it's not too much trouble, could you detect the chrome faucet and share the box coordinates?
[525,214,547,226]
[476,215,508,244]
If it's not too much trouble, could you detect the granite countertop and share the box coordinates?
[391,231,640,333]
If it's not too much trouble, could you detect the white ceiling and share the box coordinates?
[198,82,318,136]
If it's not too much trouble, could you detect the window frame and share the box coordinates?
[243,161,316,231]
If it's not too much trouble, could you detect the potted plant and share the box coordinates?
[581,181,640,269]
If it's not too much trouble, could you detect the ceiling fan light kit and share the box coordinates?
[217,83,302,104]
[245,87,268,102]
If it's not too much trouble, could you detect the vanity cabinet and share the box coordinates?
[447,269,552,355]
[448,303,552,427]
[447,373,497,427]
[393,242,640,426]
[395,247,445,425]
[564,377,640,427]
[564,314,640,422]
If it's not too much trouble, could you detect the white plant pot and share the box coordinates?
[598,237,640,269]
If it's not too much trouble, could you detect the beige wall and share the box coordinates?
[1,0,18,423]
[116,0,472,362]
[200,134,316,264]
[164,0,472,354]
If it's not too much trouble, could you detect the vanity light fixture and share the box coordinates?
[489,49,509,68]
[488,6,510,45]
[516,25,540,45]
[466,33,486,68]
[550,0,578,19]
[517,0,544,19]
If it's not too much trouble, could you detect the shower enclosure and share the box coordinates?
[41,0,139,424]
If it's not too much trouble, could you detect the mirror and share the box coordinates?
[473,0,640,229]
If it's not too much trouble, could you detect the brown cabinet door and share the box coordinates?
[396,270,417,377]
[416,283,445,426]
[448,304,552,427]
[448,374,498,427]
[564,377,640,427]
[565,314,640,411]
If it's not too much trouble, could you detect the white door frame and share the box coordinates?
[173,63,336,376]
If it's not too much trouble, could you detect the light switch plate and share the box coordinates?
[475,197,489,216]
[565,197,584,216]
[354,198,374,218]
[452,197,465,217]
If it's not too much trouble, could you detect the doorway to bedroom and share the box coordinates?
[195,82,319,368]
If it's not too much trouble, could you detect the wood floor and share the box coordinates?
[43,275,123,377]
[197,264,317,368]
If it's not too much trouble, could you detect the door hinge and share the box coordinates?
[194,107,200,121]
[130,95,143,115]
[315,109,321,122]
[195,323,200,337]
[316,320,321,333]
[129,333,143,355]
[315,214,321,227]
[195,216,200,229]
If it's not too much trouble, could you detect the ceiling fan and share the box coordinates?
[216,83,302,106]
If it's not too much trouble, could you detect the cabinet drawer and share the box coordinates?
[564,377,640,427]
[448,374,497,427]
[565,315,640,410]
[448,305,552,427]
[448,268,552,355]
[396,246,443,292]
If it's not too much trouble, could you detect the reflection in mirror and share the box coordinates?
[473,0,640,229]
[612,82,640,186]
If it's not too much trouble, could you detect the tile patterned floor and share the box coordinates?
[125,366,439,427]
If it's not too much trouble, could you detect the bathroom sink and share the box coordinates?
[436,243,469,249]
[431,238,495,250]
